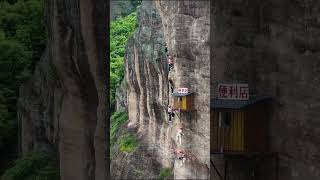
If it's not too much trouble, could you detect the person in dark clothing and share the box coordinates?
[168,105,173,122]
[168,105,175,122]
[169,79,174,93]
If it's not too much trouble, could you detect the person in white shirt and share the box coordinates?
[176,127,184,145]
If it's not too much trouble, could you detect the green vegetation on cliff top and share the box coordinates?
[110,11,138,112]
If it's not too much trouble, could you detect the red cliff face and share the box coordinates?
[17,0,108,179]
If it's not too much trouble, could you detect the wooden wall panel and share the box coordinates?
[212,102,270,154]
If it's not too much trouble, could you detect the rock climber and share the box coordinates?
[169,79,174,93]
[176,149,186,166]
[168,105,174,122]
[168,55,173,71]
[176,127,184,145]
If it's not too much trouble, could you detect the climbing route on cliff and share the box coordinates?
[166,45,176,123]
[165,39,205,176]
[164,43,200,169]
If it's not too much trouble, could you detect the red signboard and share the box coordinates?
[218,84,249,100]
[177,88,188,94]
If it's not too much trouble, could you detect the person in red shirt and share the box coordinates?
[176,149,186,166]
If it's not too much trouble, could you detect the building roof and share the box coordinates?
[211,96,271,110]
[172,92,194,97]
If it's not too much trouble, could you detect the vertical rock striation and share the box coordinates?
[17,0,108,180]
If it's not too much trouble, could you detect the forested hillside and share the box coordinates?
[110,11,138,112]
[0,0,45,152]
[0,0,59,179]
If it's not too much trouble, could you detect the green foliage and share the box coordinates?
[110,11,137,112]
[110,110,128,147]
[158,168,172,180]
[110,110,128,158]
[0,0,46,174]
[119,134,138,153]
[1,151,60,180]
[0,92,16,149]
[0,0,46,64]
[0,39,32,86]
